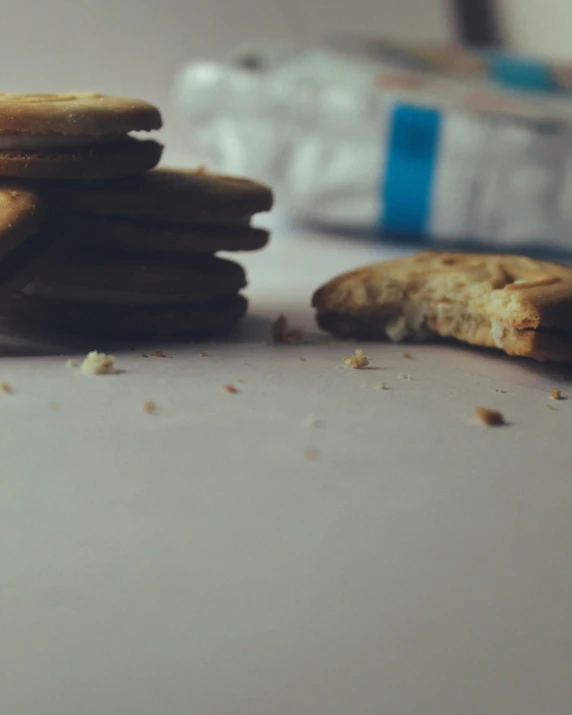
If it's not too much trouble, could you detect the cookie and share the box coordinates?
[27,248,247,300]
[2,293,248,338]
[32,168,274,222]
[0,93,162,179]
[312,250,572,362]
[0,182,56,296]
[49,213,270,254]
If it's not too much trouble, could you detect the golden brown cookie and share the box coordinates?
[0,93,162,179]
[2,293,248,338]
[49,213,270,254]
[33,168,274,221]
[312,250,572,362]
[0,182,56,296]
[0,93,161,134]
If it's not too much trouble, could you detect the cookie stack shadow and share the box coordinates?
[0,92,273,340]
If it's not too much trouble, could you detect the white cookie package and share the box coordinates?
[175,40,572,254]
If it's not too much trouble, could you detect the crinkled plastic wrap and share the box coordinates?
[175,41,572,251]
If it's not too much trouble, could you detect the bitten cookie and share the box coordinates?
[312,250,572,362]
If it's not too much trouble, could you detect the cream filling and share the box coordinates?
[0,133,123,151]
[23,283,212,306]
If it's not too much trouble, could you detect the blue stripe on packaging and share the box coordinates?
[381,103,441,236]
[483,51,557,92]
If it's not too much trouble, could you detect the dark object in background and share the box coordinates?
[453,0,503,47]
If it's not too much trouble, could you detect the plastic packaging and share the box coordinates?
[175,41,572,252]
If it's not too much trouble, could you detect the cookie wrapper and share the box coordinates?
[175,41,572,254]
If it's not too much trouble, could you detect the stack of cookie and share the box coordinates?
[0,93,272,338]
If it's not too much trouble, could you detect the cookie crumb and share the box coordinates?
[224,384,239,394]
[475,406,505,426]
[80,351,116,376]
[65,359,77,368]
[495,389,507,394]
[546,403,556,410]
[150,350,171,359]
[550,388,562,400]
[397,373,412,380]
[403,353,412,359]
[143,400,157,414]
[0,382,12,394]
[200,352,208,357]
[374,381,387,390]
[272,315,305,344]
[299,357,307,362]
[343,348,369,369]
[304,446,320,461]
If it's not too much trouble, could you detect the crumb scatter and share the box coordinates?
[304,447,320,461]
[344,348,369,369]
[272,315,305,344]
[475,406,505,426]
[80,351,116,376]
[143,401,158,414]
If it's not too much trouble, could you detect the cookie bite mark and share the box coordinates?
[313,250,572,363]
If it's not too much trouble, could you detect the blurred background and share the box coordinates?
[3,0,572,250]
[0,0,451,153]
[2,0,567,150]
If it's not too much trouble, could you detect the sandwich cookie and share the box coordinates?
[34,168,273,253]
[0,93,162,179]
[27,248,247,299]
[3,250,248,337]
[0,182,56,296]
[4,293,248,338]
[312,250,572,362]
[48,213,270,255]
[34,168,274,222]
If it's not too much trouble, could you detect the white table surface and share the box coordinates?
[3,220,572,715]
